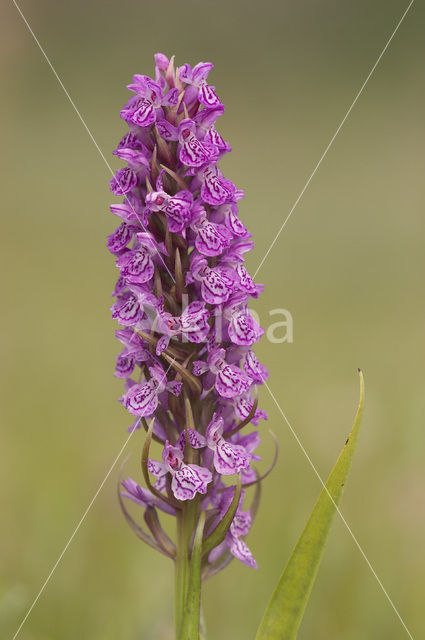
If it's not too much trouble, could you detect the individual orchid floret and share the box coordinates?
[114,146,150,172]
[124,364,182,418]
[226,511,258,569]
[210,203,251,239]
[193,105,230,157]
[175,416,251,476]
[205,414,251,475]
[114,351,136,379]
[155,297,210,354]
[109,167,138,196]
[106,222,137,254]
[190,212,233,257]
[234,263,258,296]
[145,188,193,233]
[243,350,269,384]
[221,239,255,266]
[113,131,146,155]
[148,441,213,501]
[188,253,236,304]
[124,75,165,127]
[116,232,165,286]
[198,164,240,206]
[224,296,265,346]
[115,328,150,360]
[177,119,217,168]
[111,292,146,327]
[178,62,222,108]
[193,347,253,398]
[116,248,154,285]
[193,104,224,134]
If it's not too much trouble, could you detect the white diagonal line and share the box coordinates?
[10,0,175,283]
[11,427,136,640]
[253,0,414,279]
[263,379,414,639]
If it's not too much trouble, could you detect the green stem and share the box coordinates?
[200,606,208,640]
[175,508,189,638]
[174,499,200,639]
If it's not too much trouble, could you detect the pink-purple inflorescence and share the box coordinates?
[109,53,270,573]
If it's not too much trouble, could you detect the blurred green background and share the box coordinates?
[1,0,424,638]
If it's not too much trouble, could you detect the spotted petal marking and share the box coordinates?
[215,365,252,398]
[224,207,250,237]
[131,99,156,127]
[172,463,212,501]
[179,303,210,335]
[229,537,258,569]
[199,82,222,108]
[195,221,232,257]
[111,294,143,326]
[201,268,234,305]
[114,352,135,378]
[243,350,269,383]
[236,264,256,294]
[107,223,135,254]
[113,132,144,153]
[192,360,209,376]
[213,438,250,475]
[163,194,192,232]
[148,459,167,477]
[179,131,215,168]
[234,394,255,421]
[204,126,229,152]
[109,167,138,195]
[176,429,207,451]
[200,166,234,206]
[228,310,262,346]
[125,381,158,417]
[117,249,154,284]
[231,511,252,537]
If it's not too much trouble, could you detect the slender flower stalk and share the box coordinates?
[108,53,273,637]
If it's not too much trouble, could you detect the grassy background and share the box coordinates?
[1,0,424,638]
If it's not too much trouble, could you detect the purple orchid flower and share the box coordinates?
[148,441,212,501]
[155,297,210,354]
[125,75,165,127]
[190,211,233,257]
[177,119,218,168]
[109,56,274,614]
[124,364,182,418]
[188,253,236,305]
[205,414,251,474]
[175,415,251,476]
[178,62,222,108]
[223,296,265,346]
[193,347,253,398]
[145,188,193,233]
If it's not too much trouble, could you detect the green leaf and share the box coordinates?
[178,511,206,640]
[256,370,365,640]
